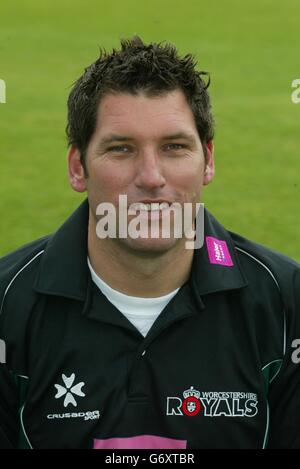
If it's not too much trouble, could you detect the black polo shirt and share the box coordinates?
[0,200,300,449]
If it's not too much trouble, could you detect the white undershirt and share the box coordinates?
[87,258,180,337]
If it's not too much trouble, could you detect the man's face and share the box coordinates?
[69,89,214,254]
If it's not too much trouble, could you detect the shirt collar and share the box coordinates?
[190,209,248,298]
[34,199,90,301]
[34,199,248,302]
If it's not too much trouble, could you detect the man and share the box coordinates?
[0,37,299,449]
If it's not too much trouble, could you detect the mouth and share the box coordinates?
[129,201,171,212]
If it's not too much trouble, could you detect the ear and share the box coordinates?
[68,145,87,193]
[203,140,215,186]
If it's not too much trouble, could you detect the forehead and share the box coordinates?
[94,89,198,139]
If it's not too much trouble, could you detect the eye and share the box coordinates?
[107,145,132,153]
[164,143,186,151]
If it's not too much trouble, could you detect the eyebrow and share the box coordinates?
[100,135,133,145]
[161,132,196,144]
[99,132,197,146]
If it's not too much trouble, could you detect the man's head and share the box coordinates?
[66,36,214,174]
[67,37,215,254]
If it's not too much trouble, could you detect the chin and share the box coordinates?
[119,237,179,256]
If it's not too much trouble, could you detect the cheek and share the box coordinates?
[171,160,205,195]
[87,162,132,203]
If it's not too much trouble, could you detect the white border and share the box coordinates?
[0,250,44,316]
[236,247,286,449]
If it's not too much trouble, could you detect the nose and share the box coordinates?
[134,149,166,190]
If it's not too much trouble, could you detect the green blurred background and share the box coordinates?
[0,0,299,260]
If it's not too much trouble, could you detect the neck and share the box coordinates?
[87,215,194,297]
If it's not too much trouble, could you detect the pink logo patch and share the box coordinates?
[206,236,233,266]
[93,435,187,449]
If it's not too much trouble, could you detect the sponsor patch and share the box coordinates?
[206,236,233,266]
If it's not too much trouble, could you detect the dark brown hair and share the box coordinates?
[66,36,214,172]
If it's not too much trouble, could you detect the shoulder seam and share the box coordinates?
[235,247,280,290]
[0,250,45,317]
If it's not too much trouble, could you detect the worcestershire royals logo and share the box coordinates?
[167,386,258,418]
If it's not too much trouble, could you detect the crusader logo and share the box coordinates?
[54,373,85,407]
